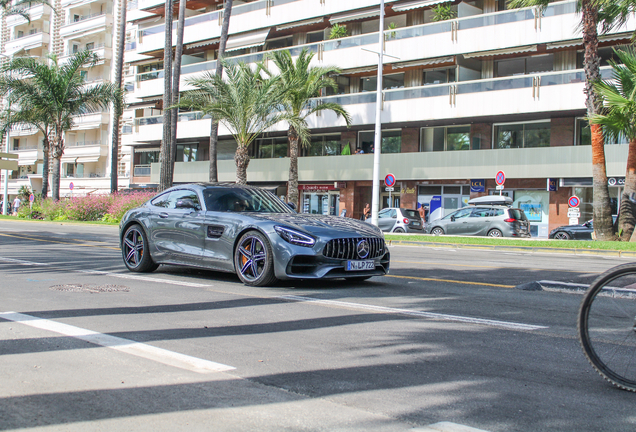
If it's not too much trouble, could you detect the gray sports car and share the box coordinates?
[119,183,390,286]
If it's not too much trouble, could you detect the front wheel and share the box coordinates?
[234,230,277,287]
[122,224,158,273]
[393,227,405,233]
[553,231,571,240]
[578,263,636,392]
[488,229,503,237]
[430,227,444,236]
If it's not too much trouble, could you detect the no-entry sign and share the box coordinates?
[495,171,506,186]
[568,196,580,208]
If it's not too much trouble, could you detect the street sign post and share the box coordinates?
[568,195,580,225]
[384,174,396,207]
[495,170,505,195]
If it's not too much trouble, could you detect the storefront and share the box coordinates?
[300,184,343,216]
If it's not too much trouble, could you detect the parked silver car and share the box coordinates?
[424,205,530,237]
[371,207,424,233]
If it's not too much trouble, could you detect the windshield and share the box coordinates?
[203,187,293,213]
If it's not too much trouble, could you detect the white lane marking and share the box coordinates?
[0,311,235,374]
[412,421,491,432]
[0,256,214,288]
[280,295,548,331]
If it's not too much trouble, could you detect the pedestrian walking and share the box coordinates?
[12,196,21,216]
[361,203,371,221]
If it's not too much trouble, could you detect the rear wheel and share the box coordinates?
[234,230,277,287]
[553,231,571,240]
[430,227,444,236]
[578,263,636,392]
[488,229,503,237]
[122,224,158,273]
[393,227,405,233]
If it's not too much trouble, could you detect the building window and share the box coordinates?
[420,126,470,152]
[358,130,401,154]
[495,54,554,77]
[577,45,628,69]
[176,143,200,162]
[12,138,19,151]
[423,68,455,85]
[360,73,405,92]
[325,76,350,95]
[307,30,325,44]
[265,36,293,51]
[218,139,238,160]
[85,42,94,50]
[494,121,551,149]
[254,137,288,159]
[136,150,159,165]
[305,134,341,156]
[575,118,628,145]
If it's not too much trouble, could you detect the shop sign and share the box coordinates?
[299,184,335,192]
[547,178,558,192]
[470,179,485,193]
[404,187,416,194]
[334,182,347,189]
[384,186,401,193]
[608,177,625,186]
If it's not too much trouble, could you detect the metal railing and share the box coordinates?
[12,29,43,40]
[66,140,102,147]
[65,11,107,26]
[65,43,106,56]
[133,164,151,176]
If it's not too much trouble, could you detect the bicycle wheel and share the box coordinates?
[578,263,636,392]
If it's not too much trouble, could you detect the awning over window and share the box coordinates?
[600,32,632,43]
[330,7,380,24]
[392,0,449,12]
[463,45,537,59]
[225,28,271,52]
[276,17,324,31]
[18,158,37,166]
[76,156,100,163]
[337,65,378,75]
[392,56,455,69]
[186,38,219,50]
[547,40,580,50]
[134,147,161,153]
[61,156,78,164]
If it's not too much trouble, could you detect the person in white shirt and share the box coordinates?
[12,196,21,216]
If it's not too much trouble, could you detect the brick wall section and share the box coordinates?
[550,117,574,147]
[400,181,418,209]
[401,128,419,152]
[470,123,492,149]
[549,186,571,232]
[341,131,357,153]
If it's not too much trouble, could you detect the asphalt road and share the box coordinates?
[0,219,634,431]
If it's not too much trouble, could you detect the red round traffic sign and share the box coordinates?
[568,196,580,208]
[29,194,34,202]
[384,173,396,188]
[495,171,506,186]
[69,182,74,191]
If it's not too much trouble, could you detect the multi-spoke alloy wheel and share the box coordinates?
[234,231,276,286]
[122,224,158,273]
[554,232,571,240]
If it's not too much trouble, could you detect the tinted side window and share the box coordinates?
[378,209,391,219]
[471,208,491,218]
[168,190,202,210]
[151,192,171,208]
[508,209,528,221]
[453,208,472,219]
[404,210,420,219]
[390,209,397,218]
[493,209,505,217]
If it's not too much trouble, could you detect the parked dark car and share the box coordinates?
[119,183,390,286]
[549,217,616,240]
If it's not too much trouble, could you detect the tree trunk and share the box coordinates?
[110,0,127,193]
[51,131,64,201]
[41,136,49,198]
[209,0,233,183]
[169,0,186,180]
[582,0,615,241]
[234,144,250,185]
[287,126,299,208]
[158,0,174,192]
[619,137,636,241]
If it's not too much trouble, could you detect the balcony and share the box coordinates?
[5,31,50,56]
[6,4,51,26]
[149,144,629,184]
[10,124,39,137]
[60,44,112,65]
[70,112,110,130]
[16,147,43,167]
[131,67,608,144]
[62,140,107,164]
[61,12,113,38]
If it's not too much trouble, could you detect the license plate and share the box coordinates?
[412,222,420,226]
[346,260,375,271]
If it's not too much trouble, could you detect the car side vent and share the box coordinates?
[207,225,224,239]
[323,238,385,260]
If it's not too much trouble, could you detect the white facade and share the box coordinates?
[1,0,130,198]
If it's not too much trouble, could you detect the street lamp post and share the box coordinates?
[370,0,385,227]
[1,53,9,216]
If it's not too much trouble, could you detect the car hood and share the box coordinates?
[251,213,383,237]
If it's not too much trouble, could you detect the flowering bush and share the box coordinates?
[17,191,155,223]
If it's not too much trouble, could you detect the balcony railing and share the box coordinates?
[134,0,577,84]
[12,29,43,40]
[65,43,106,56]
[66,140,102,147]
[133,164,151,176]
[135,111,209,126]
[65,11,106,26]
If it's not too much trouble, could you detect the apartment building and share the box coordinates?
[1,0,130,198]
[124,0,634,237]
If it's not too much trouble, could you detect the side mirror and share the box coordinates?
[287,202,297,211]
[176,198,197,209]
[450,216,456,222]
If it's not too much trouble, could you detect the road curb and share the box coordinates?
[387,240,636,258]
[515,280,589,292]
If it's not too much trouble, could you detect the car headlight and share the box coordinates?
[274,226,316,247]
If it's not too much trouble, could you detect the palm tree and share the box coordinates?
[111,0,127,193]
[0,51,121,200]
[0,105,53,197]
[209,0,233,183]
[159,0,174,192]
[169,0,187,182]
[270,49,352,209]
[589,48,636,241]
[177,60,300,184]
[510,0,616,240]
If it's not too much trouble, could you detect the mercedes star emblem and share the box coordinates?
[357,240,370,259]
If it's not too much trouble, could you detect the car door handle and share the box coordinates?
[159,212,169,218]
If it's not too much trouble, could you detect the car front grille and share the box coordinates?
[323,237,386,260]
